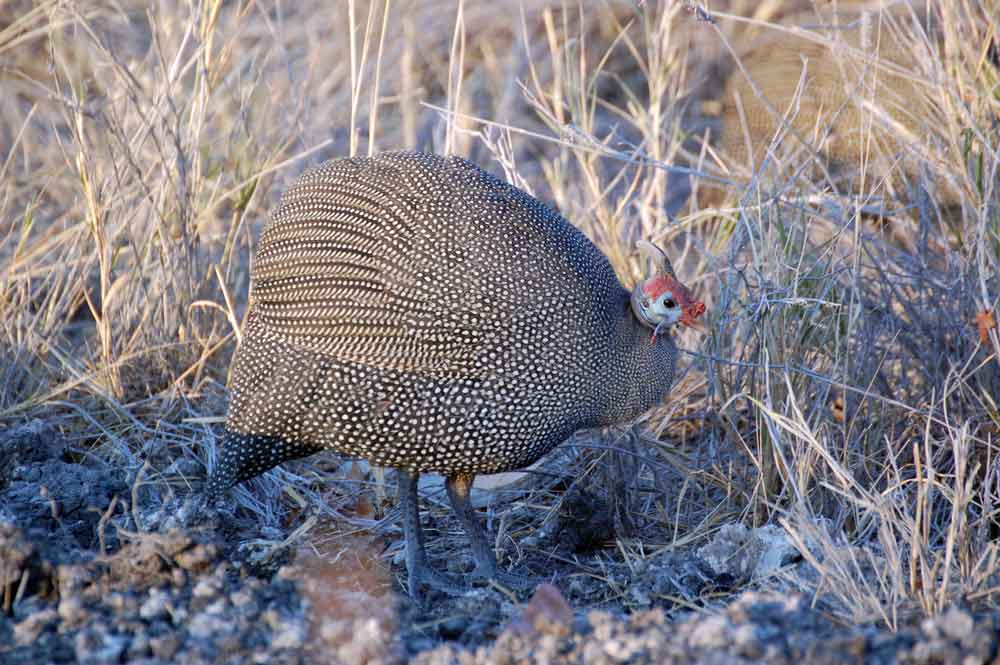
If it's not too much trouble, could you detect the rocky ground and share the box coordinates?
[2,422,999,665]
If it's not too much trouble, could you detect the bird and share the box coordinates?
[205,150,705,598]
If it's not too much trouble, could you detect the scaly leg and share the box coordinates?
[397,469,466,598]
[445,473,533,590]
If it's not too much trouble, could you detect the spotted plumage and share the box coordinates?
[206,151,704,597]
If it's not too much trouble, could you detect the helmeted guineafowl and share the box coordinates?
[206,151,705,597]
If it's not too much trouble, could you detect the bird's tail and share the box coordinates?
[204,429,285,500]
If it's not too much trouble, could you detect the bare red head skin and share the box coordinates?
[630,240,706,343]
[640,274,705,344]
[642,275,706,329]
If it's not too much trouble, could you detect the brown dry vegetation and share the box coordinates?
[696,1,992,211]
[1,0,999,641]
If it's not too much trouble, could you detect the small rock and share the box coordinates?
[271,618,307,649]
[204,598,228,615]
[171,567,187,588]
[127,632,151,659]
[149,633,180,660]
[921,616,942,640]
[57,564,92,595]
[75,628,128,665]
[753,524,802,576]
[218,631,244,652]
[911,639,957,664]
[229,590,260,617]
[628,581,652,608]
[698,523,753,579]
[939,607,975,641]
[189,610,232,640]
[509,583,573,637]
[193,575,222,598]
[688,614,731,650]
[698,523,800,582]
[581,641,604,663]
[58,594,88,626]
[336,616,396,664]
[175,543,217,571]
[105,591,138,615]
[439,615,469,639]
[732,624,764,658]
[13,608,57,645]
[604,637,638,662]
[167,602,188,624]
[588,610,616,643]
[139,588,170,621]
[231,589,255,607]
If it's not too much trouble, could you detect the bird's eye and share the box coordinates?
[662,298,676,309]
[641,299,650,309]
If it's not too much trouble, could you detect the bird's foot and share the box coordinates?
[469,566,537,594]
[406,561,470,600]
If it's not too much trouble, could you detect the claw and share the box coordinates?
[406,563,470,599]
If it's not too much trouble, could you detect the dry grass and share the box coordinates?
[1,0,998,631]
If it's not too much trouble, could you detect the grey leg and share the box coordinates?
[398,469,465,598]
[444,473,498,578]
[445,473,533,589]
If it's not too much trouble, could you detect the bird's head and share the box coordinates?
[630,240,705,340]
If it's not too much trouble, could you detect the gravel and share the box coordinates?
[2,424,999,664]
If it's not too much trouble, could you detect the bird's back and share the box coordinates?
[251,151,624,375]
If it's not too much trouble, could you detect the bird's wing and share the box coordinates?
[249,155,504,377]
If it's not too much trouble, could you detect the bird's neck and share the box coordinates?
[592,294,677,426]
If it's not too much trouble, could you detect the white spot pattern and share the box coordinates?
[206,151,679,494]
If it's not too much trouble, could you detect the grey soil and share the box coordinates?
[2,423,998,665]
